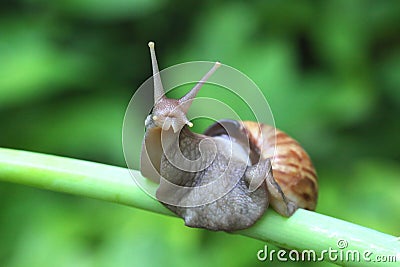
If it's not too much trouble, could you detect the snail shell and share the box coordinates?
[204,120,318,211]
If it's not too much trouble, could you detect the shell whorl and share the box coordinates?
[242,121,318,210]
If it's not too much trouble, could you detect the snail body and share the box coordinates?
[204,120,318,213]
[140,42,318,231]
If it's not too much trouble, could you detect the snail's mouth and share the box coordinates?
[159,117,182,133]
[153,115,192,133]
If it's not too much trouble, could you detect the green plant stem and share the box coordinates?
[0,148,398,266]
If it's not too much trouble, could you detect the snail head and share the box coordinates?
[147,41,220,133]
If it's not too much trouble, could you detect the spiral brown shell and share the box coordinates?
[242,121,318,211]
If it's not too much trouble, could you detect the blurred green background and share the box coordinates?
[1,0,399,266]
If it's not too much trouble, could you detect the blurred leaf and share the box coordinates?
[57,0,165,19]
[0,22,93,107]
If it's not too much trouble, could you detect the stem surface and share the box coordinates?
[0,148,398,266]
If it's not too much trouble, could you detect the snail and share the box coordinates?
[140,42,318,231]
